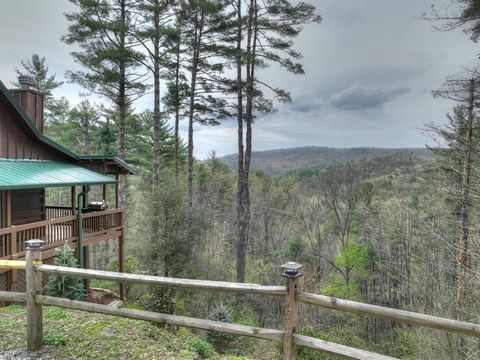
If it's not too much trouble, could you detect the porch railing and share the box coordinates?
[0,209,124,260]
[45,206,73,220]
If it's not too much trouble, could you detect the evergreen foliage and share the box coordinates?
[45,245,85,301]
[13,54,63,106]
[206,305,235,352]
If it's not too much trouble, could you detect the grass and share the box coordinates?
[0,305,275,359]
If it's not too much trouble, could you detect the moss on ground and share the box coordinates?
[0,305,274,359]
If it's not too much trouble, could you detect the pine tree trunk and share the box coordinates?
[235,0,245,283]
[152,5,161,188]
[457,78,475,357]
[174,36,181,178]
[236,0,257,283]
[118,0,127,209]
[187,11,204,213]
[82,112,89,155]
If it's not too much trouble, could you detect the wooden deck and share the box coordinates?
[0,208,124,266]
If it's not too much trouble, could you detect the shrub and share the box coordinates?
[206,304,236,352]
[45,244,85,300]
[189,337,214,359]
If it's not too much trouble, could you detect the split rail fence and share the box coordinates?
[1,240,480,360]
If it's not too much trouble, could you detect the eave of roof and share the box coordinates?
[0,158,116,191]
[0,80,136,175]
[79,156,137,175]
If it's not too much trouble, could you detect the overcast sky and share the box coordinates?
[0,0,478,159]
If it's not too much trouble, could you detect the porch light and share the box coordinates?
[26,239,44,250]
[281,262,303,279]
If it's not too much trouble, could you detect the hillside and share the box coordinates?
[0,305,273,360]
[220,146,433,174]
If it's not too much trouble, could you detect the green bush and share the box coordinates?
[206,304,236,352]
[143,287,175,315]
[45,245,85,300]
[189,337,214,359]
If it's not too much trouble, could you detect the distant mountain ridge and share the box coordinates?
[220,146,433,174]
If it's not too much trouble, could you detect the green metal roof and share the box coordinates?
[0,159,116,190]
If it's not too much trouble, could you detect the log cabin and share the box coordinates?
[0,76,135,299]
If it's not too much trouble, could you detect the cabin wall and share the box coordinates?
[0,101,68,161]
[11,189,45,225]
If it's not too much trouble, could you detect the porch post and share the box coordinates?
[5,190,11,226]
[115,174,119,209]
[70,186,76,215]
[5,191,16,292]
[82,186,88,208]
[102,184,107,209]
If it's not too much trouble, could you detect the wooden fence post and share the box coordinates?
[282,262,303,360]
[26,239,44,351]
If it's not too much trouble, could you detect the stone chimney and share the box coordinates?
[11,76,45,133]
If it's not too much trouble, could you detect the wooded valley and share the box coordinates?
[6,0,480,358]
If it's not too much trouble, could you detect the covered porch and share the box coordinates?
[0,159,126,298]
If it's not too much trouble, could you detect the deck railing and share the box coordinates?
[2,242,480,360]
[0,209,124,260]
[45,206,73,220]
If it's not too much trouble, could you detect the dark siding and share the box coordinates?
[0,100,69,161]
[11,189,44,225]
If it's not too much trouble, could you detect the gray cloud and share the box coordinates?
[327,84,411,111]
[0,0,478,159]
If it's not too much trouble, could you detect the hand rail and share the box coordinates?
[0,208,124,260]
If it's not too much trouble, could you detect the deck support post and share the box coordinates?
[115,174,119,209]
[84,245,90,295]
[5,191,16,292]
[77,186,90,270]
[119,209,125,301]
[282,262,303,360]
[70,186,76,215]
[102,184,107,209]
[26,239,44,351]
[9,232,17,292]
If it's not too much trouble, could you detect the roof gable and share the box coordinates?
[0,80,136,175]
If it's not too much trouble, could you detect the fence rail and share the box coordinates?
[2,241,480,360]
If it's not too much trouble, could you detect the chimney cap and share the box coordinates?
[18,75,36,90]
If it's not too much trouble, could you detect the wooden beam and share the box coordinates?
[0,290,26,303]
[35,264,287,296]
[294,334,398,360]
[0,260,27,269]
[296,292,480,338]
[36,295,284,342]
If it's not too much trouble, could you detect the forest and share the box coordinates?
[8,0,480,359]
